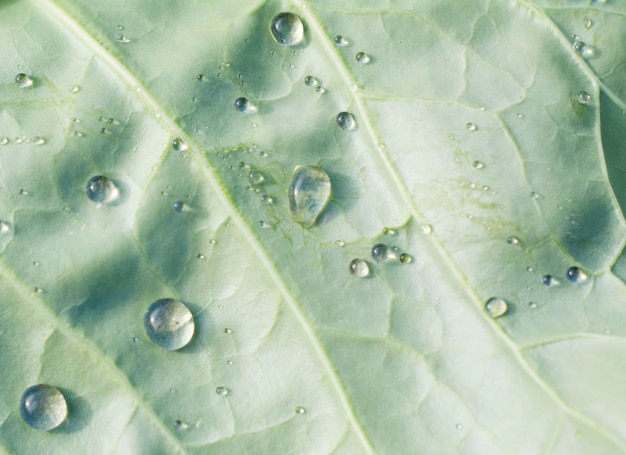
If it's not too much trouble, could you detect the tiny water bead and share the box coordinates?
[506,235,521,246]
[143,298,195,350]
[304,75,318,86]
[288,165,331,227]
[355,52,371,64]
[85,175,120,205]
[269,12,304,47]
[572,35,592,57]
[333,35,348,46]
[465,122,478,132]
[371,243,391,262]
[485,297,508,318]
[566,266,588,284]
[420,223,433,235]
[248,170,265,185]
[295,406,307,415]
[542,274,559,286]
[116,34,131,43]
[583,17,593,29]
[172,137,188,152]
[472,160,484,169]
[15,73,33,88]
[172,200,184,212]
[399,253,413,264]
[19,384,68,430]
[234,97,257,113]
[336,111,356,131]
[577,91,591,105]
[349,258,370,278]
[216,386,230,396]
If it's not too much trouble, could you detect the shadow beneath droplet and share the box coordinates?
[106,178,130,207]
[55,387,92,434]
[315,171,359,226]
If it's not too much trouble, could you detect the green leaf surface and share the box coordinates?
[1,0,626,453]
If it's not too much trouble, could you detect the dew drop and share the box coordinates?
[216,386,230,396]
[248,170,265,185]
[355,52,371,64]
[572,36,592,56]
[528,301,538,309]
[196,253,206,259]
[315,86,326,94]
[465,122,478,132]
[70,85,80,94]
[566,266,588,284]
[349,258,370,278]
[32,136,45,145]
[333,35,348,47]
[485,297,508,318]
[295,406,307,414]
[382,227,396,235]
[172,200,184,212]
[15,73,33,89]
[0,221,11,234]
[224,327,233,334]
[472,160,484,169]
[506,235,521,246]
[420,223,433,235]
[173,420,189,430]
[583,17,593,29]
[288,165,331,227]
[85,175,120,205]
[19,384,67,430]
[399,253,413,264]
[577,91,591,105]
[336,111,356,131]
[269,12,304,47]
[234,97,256,113]
[260,194,274,204]
[0,137,8,145]
[143,298,195,350]
[371,244,391,262]
[172,137,188,152]
[304,75,318,86]
[116,34,131,43]
[542,274,559,286]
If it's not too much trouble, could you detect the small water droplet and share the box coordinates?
[224,328,233,334]
[420,224,433,235]
[32,136,45,145]
[260,194,274,205]
[577,91,591,105]
[455,423,463,430]
[288,165,331,227]
[216,386,230,396]
[399,253,413,264]
[34,287,43,293]
[172,200,184,212]
[542,274,559,286]
[583,17,593,29]
[233,97,257,113]
[85,175,120,205]
[371,243,391,262]
[32,261,40,266]
[304,75,318,86]
[528,301,538,309]
[0,221,11,234]
[485,297,508,318]
[382,227,396,235]
[172,137,188,152]
[349,258,370,278]
[333,35,348,46]
[143,298,195,350]
[516,112,524,119]
[315,86,326,94]
[355,52,371,64]
[295,406,306,414]
[506,235,521,246]
[572,36,592,56]
[336,111,356,131]
[465,122,478,132]
[269,12,304,46]
[0,137,8,145]
[15,73,33,89]
[248,170,265,185]
[472,160,484,169]
[19,384,67,430]
[196,74,205,82]
[566,266,588,284]
[226,360,234,365]
[116,34,131,43]
[209,239,218,245]
[196,253,206,259]
[335,240,345,247]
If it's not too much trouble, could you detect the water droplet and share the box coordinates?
[288,165,331,227]
[19,384,67,430]
[295,406,307,414]
[542,274,559,286]
[355,52,371,64]
[172,137,188,152]
[15,73,33,89]
[260,194,274,205]
[465,122,478,132]
[336,111,356,131]
[572,36,592,56]
[577,91,591,105]
[566,266,588,284]
[233,97,257,113]
[382,227,396,235]
[420,224,433,235]
[335,240,345,247]
[506,235,521,246]
[485,297,508,318]
[143,298,195,350]
[0,221,11,234]
[399,253,413,264]
[130,337,138,343]
[315,86,326,94]
[472,160,484,169]
[85,175,120,205]
[34,287,43,294]
[216,386,230,396]
[116,34,131,43]
[304,75,318,86]
[196,74,205,81]
[333,35,348,46]
[349,258,370,278]
[32,136,45,145]
[0,137,8,145]
[455,423,463,430]
[70,84,80,94]
[224,328,233,334]
[172,200,184,212]
[528,301,538,309]
[371,244,392,262]
[583,17,593,29]
[32,261,40,266]
[196,253,206,259]
[173,420,189,430]
[269,12,304,47]
[248,170,265,185]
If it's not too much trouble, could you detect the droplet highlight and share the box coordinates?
[143,298,195,350]
[399,253,413,264]
[472,161,484,169]
[19,384,68,430]
[485,297,508,318]
[295,406,307,414]
[248,170,265,185]
[15,73,33,89]
[85,175,120,205]
[288,165,331,227]
[336,111,356,131]
[269,12,304,47]
[172,200,184,212]
[506,235,521,246]
[542,274,559,286]
[349,259,370,278]
[566,266,588,284]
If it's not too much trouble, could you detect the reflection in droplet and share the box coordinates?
[248,170,265,185]
[0,221,11,234]
[288,165,331,227]
[472,161,484,169]
[572,35,593,56]
[19,384,68,430]
[269,12,304,47]
[349,258,370,278]
[485,297,508,318]
[566,266,588,284]
[583,17,593,29]
[143,298,195,350]
[85,175,120,205]
[336,111,356,131]
[15,73,33,89]
[304,75,318,86]
[355,52,371,64]
[399,253,413,264]
[420,224,433,235]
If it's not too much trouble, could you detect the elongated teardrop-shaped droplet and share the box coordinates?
[15,73,33,88]
[336,111,356,131]
[85,175,120,205]
[485,297,508,318]
[566,266,588,284]
[349,258,370,277]
[288,165,331,227]
[20,384,68,430]
[269,12,304,47]
[143,298,195,350]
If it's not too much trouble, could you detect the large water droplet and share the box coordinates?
[143,298,195,350]
[349,258,370,278]
[295,406,307,414]
[336,111,356,131]
[566,266,588,284]
[485,297,508,318]
[355,52,371,64]
[85,175,120,205]
[15,73,33,89]
[172,200,184,212]
[19,384,68,430]
[269,12,304,47]
[288,165,331,227]
[304,75,318,86]
[572,35,593,56]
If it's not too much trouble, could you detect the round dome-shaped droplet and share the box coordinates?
[288,165,331,227]
[216,386,230,396]
[349,258,370,278]
[355,52,371,64]
[542,274,559,286]
[172,200,184,212]
[399,253,413,264]
[248,170,265,185]
[336,111,356,131]
[85,175,120,205]
[566,266,588,284]
[269,12,304,47]
[15,73,33,89]
[233,97,256,113]
[295,406,307,414]
[19,384,68,430]
[304,75,318,86]
[485,297,508,318]
[472,160,484,169]
[506,235,521,246]
[143,298,195,350]
[577,91,591,105]
[333,35,348,47]
[172,137,188,152]
[371,243,391,262]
